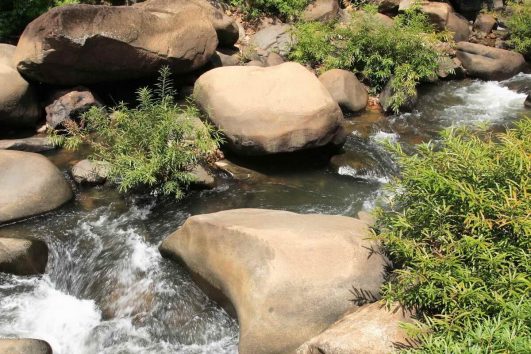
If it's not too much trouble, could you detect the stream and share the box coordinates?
[0,75,529,353]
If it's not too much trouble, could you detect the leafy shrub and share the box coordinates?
[51,67,222,198]
[507,0,531,60]
[226,0,310,18]
[373,119,531,352]
[290,8,448,112]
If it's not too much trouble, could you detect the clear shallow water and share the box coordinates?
[0,76,529,353]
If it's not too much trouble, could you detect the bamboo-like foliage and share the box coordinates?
[50,66,222,198]
[374,119,531,352]
[290,6,451,112]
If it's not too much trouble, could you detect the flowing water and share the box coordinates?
[0,75,529,353]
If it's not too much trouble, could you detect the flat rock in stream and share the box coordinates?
[0,238,48,275]
[0,150,73,224]
[0,137,54,153]
[160,208,388,354]
[0,338,52,354]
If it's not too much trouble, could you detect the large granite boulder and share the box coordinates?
[0,44,40,128]
[456,42,527,80]
[297,302,414,354]
[133,0,239,47]
[319,69,368,112]
[160,209,388,354]
[13,4,218,85]
[194,62,346,155]
[0,238,48,275]
[0,150,73,224]
[0,339,52,354]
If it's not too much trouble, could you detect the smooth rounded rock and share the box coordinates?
[0,150,73,224]
[194,62,346,155]
[319,69,368,112]
[14,4,218,85]
[474,13,496,33]
[71,159,110,185]
[160,208,388,354]
[0,238,48,275]
[456,42,527,80]
[0,338,52,354]
[0,44,40,128]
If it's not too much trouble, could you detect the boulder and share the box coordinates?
[0,150,73,224]
[319,69,368,112]
[456,42,527,80]
[0,338,52,354]
[446,12,470,42]
[249,24,294,57]
[0,44,40,128]
[525,94,531,109]
[0,238,48,275]
[71,159,110,185]
[302,0,340,22]
[193,62,346,155]
[0,137,54,153]
[474,13,496,33]
[160,209,388,354]
[296,302,414,354]
[379,79,417,113]
[13,4,218,85]
[134,0,239,47]
[245,60,266,67]
[45,87,101,129]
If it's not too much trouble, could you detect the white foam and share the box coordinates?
[371,131,398,143]
[0,277,101,354]
[442,80,527,123]
[338,166,390,184]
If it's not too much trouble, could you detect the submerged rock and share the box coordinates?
[0,150,73,224]
[0,44,40,128]
[319,69,368,112]
[194,62,346,155]
[456,42,527,80]
[45,87,101,129]
[0,338,52,354]
[0,238,48,275]
[160,208,387,354]
[14,4,218,85]
[296,302,415,354]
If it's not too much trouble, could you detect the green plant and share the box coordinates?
[51,67,222,198]
[373,119,531,352]
[226,0,310,18]
[290,8,448,112]
[507,0,531,60]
